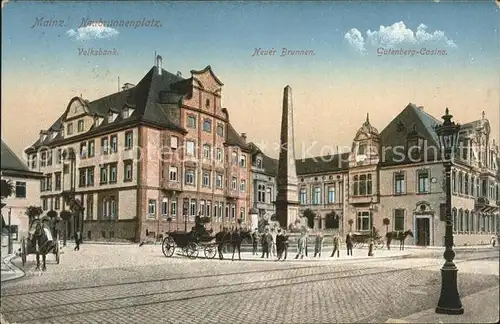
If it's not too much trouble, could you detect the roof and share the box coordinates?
[295,153,350,175]
[226,123,250,151]
[379,103,442,166]
[27,66,191,152]
[1,140,43,178]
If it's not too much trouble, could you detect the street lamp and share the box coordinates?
[368,197,374,257]
[434,107,463,315]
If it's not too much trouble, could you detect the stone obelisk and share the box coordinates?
[274,85,300,229]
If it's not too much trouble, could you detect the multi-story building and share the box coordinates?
[249,143,278,218]
[1,140,44,239]
[249,103,500,246]
[24,56,252,242]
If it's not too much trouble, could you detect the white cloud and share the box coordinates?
[66,26,119,41]
[345,21,457,52]
[344,28,366,53]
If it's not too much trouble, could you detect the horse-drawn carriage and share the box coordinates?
[162,231,218,259]
[351,230,385,249]
[20,217,61,268]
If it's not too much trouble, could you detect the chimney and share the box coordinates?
[156,55,162,75]
[418,106,424,110]
[121,83,135,91]
[176,71,182,77]
[241,133,247,141]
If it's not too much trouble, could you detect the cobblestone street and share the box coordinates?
[1,245,498,323]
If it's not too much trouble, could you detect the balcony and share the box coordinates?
[162,180,182,192]
[225,189,239,199]
[349,195,378,205]
[474,196,499,213]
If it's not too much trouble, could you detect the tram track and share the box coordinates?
[2,254,497,323]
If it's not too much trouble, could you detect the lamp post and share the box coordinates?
[435,107,463,315]
[368,197,374,257]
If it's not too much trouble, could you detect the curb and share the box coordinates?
[1,254,25,283]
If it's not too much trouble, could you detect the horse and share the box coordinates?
[215,228,252,261]
[386,229,414,251]
[28,219,54,271]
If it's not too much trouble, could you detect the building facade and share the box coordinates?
[249,104,500,246]
[1,140,44,239]
[25,56,252,242]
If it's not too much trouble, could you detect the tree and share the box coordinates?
[1,179,14,200]
[25,205,43,224]
[47,210,58,220]
[383,218,390,234]
[303,209,315,229]
[348,218,354,232]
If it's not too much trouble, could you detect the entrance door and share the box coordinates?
[416,218,430,246]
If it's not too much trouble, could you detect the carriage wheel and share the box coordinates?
[162,236,176,257]
[204,244,217,259]
[186,242,199,259]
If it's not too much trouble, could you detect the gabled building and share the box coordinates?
[249,103,499,246]
[1,140,44,239]
[25,56,251,242]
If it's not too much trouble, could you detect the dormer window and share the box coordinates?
[108,112,114,123]
[94,116,102,127]
[122,108,130,119]
[66,123,73,135]
[217,124,224,137]
[52,131,58,139]
[358,143,367,155]
[256,157,263,169]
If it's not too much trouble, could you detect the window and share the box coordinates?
[256,158,262,169]
[328,186,335,203]
[40,151,46,167]
[77,120,84,132]
[169,166,178,181]
[231,205,236,220]
[240,155,246,168]
[452,171,456,193]
[358,143,366,155]
[162,198,168,217]
[266,187,272,203]
[216,148,222,162]
[458,210,464,232]
[240,180,246,192]
[312,187,321,205]
[80,142,87,158]
[186,140,195,156]
[299,188,307,205]
[225,205,230,220]
[356,211,371,231]
[55,197,61,210]
[203,119,212,132]
[258,185,266,203]
[482,180,487,197]
[15,182,26,198]
[205,98,210,107]
[417,170,429,193]
[187,115,196,128]
[185,170,195,185]
[458,172,463,194]
[55,173,61,190]
[31,154,37,168]
[476,178,480,197]
[88,140,95,157]
[453,209,458,232]
[79,168,87,187]
[42,198,48,210]
[231,177,237,190]
[40,178,46,192]
[394,173,405,195]
[110,199,117,219]
[101,137,109,155]
[170,199,177,219]
[353,174,372,196]
[56,149,62,164]
[203,172,211,187]
[67,123,73,135]
[200,200,206,216]
[45,174,52,191]
[100,166,108,184]
[240,207,245,220]
[189,199,197,220]
[393,209,405,231]
[87,168,95,186]
[47,151,53,166]
[217,124,224,136]
[170,136,178,149]
[232,152,238,165]
[206,201,211,217]
[122,108,130,119]
[203,145,211,160]
[464,174,469,195]
[215,173,223,188]
[124,161,133,181]
[110,135,118,153]
[125,132,133,150]
[148,199,156,218]
[464,210,470,232]
[109,164,117,183]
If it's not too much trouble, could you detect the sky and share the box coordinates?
[2,1,500,160]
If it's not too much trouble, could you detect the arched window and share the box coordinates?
[464,210,469,232]
[464,174,469,195]
[471,176,475,196]
[452,209,457,233]
[452,171,457,193]
[458,209,463,232]
[458,172,463,194]
[470,211,475,233]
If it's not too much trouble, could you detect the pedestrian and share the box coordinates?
[270,228,277,258]
[346,231,353,256]
[330,232,340,258]
[276,229,284,261]
[260,228,271,258]
[74,231,81,251]
[282,230,289,261]
[314,231,324,257]
[304,231,309,257]
[295,231,306,259]
[252,229,259,255]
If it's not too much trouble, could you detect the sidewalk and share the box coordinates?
[386,286,500,323]
[1,244,24,283]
